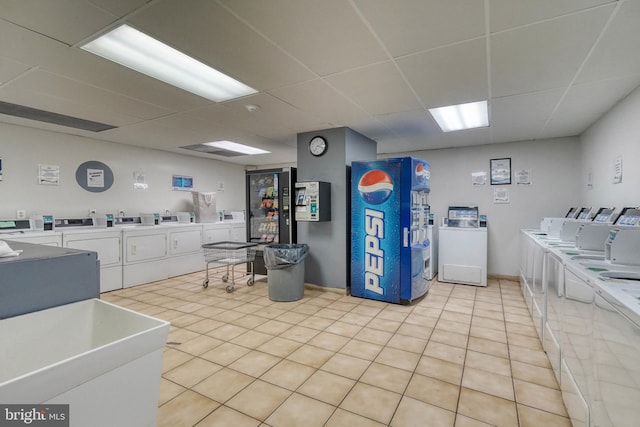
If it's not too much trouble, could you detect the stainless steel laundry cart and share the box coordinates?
[201,241,258,292]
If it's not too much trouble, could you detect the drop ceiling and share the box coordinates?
[1,0,639,166]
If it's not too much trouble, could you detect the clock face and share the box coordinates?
[309,136,327,156]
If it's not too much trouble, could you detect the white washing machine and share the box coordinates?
[438,206,487,287]
[424,217,438,280]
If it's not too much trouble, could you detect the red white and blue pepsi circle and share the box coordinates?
[358,170,394,204]
[415,162,428,184]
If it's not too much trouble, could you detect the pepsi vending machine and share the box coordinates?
[351,157,431,304]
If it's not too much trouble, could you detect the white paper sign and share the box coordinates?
[471,172,487,186]
[87,168,105,188]
[613,155,622,184]
[493,187,510,204]
[38,164,60,185]
[516,169,532,185]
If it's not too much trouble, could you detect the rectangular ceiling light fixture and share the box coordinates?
[204,140,270,155]
[81,24,257,102]
[429,100,489,132]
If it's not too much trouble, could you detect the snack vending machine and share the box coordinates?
[246,168,297,274]
[351,157,431,304]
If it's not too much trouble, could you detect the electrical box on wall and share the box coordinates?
[295,181,331,222]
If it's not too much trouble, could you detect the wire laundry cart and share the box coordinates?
[201,241,258,292]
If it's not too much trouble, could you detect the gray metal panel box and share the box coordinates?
[0,241,100,319]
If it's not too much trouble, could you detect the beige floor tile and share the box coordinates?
[252,319,291,335]
[323,321,363,338]
[353,327,393,345]
[230,315,267,331]
[233,303,267,315]
[505,321,538,337]
[338,339,383,361]
[504,312,534,326]
[309,331,350,351]
[415,355,464,385]
[265,392,335,427]
[377,309,409,322]
[320,353,371,380]
[261,359,316,390]
[511,360,559,389]
[386,333,428,354]
[340,383,402,425]
[467,336,509,358]
[200,342,251,366]
[298,370,355,405]
[286,344,335,368]
[256,336,302,358]
[253,306,287,319]
[464,350,511,377]
[359,362,413,394]
[339,312,373,326]
[324,408,385,427]
[473,307,505,321]
[291,303,322,316]
[396,323,434,340]
[175,335,223,356]
[158,378,186,406]
[462,366,514,400]
[424,341,466,365]
[279,325,320,343]
[404,313,439,328]
[167,327,201,344]
[513,379,568,417]
[195,405,260,427]
[192,367,254,403]
[405,373,460,412]
[471,315,505,331]
[185,318,226,334]
[211,310,246,323]
[206,324,248,341]
[168,313,204,328]
[430,328,469,349]
[228,350,281,377]
[391,396,456,427]
[157,390,219,427]
[440,309,472,324]
[225,379,291,421]
[375,346,421,371]
[297,315,335,330]
[315,307,347,320]
[164,357,222,388]
[454,414,494,427]
[508,345,551,368]
[517,403,573,427]
[230,330,273,349]
[329,301,358,312]
[366,317,402,333]
[192,306,226,318]
[435,318,471,335]
[351,304,383,317]
[457,387,518,427]
[162,348,195,373]
[275,310,309,324]
[469,322,507,342]
[507,331,543,350]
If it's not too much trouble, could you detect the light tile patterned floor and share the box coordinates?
[102,272,571,427]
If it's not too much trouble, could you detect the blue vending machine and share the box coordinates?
[351,157,431,304]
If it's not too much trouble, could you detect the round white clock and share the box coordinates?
[309,136,328,157]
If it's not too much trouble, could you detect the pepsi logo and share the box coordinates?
[415,163,430,182]
[358,170,393,204]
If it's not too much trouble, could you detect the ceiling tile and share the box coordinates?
[269,79,370,126]
[490,5,614,97]
[0,19,71,68]
[489,0,616,33]
[0,0,117,45]
[220,0,388,76]
[0,56,31,83]
[130,0,316,91]
[325,61,422,115]
[576,0,640,83]
[87,0,150,17]
[397,38,488,108]
[354,0,485,57]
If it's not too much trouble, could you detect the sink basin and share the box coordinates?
[599,271,640,281]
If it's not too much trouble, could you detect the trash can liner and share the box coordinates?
[263,244,309,270]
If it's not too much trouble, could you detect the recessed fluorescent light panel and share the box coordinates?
[429,100,489,132]
[81,24,257,102]
[204,141,270,155]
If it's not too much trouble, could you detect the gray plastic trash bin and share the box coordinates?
[264,244,309,302]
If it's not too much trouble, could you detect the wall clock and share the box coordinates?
[308,136,328,157]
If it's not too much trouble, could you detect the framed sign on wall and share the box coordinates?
[490,158,511,185]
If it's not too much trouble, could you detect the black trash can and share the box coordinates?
[263,244,309,302]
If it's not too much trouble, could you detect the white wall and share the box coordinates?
[0,123,246,219]
[380,137,582,277]
[580,85,640,207]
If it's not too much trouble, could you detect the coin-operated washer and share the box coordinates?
[438,206,487,287]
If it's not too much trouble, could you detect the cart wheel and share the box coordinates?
[247,278,254,286]
[225,285,234,293]
[203,279,209,288]
[222,274,229,283]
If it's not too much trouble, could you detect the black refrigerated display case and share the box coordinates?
[246,168,297,274]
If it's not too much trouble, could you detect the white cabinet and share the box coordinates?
[166,225,204,277]
[203,222,246,243]
[230,223,246,242]
[122,228,168,288]
[63,229,123,293]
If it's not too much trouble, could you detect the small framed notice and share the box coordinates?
[490,158,511,185]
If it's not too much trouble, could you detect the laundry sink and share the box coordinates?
[571,254,605,261]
